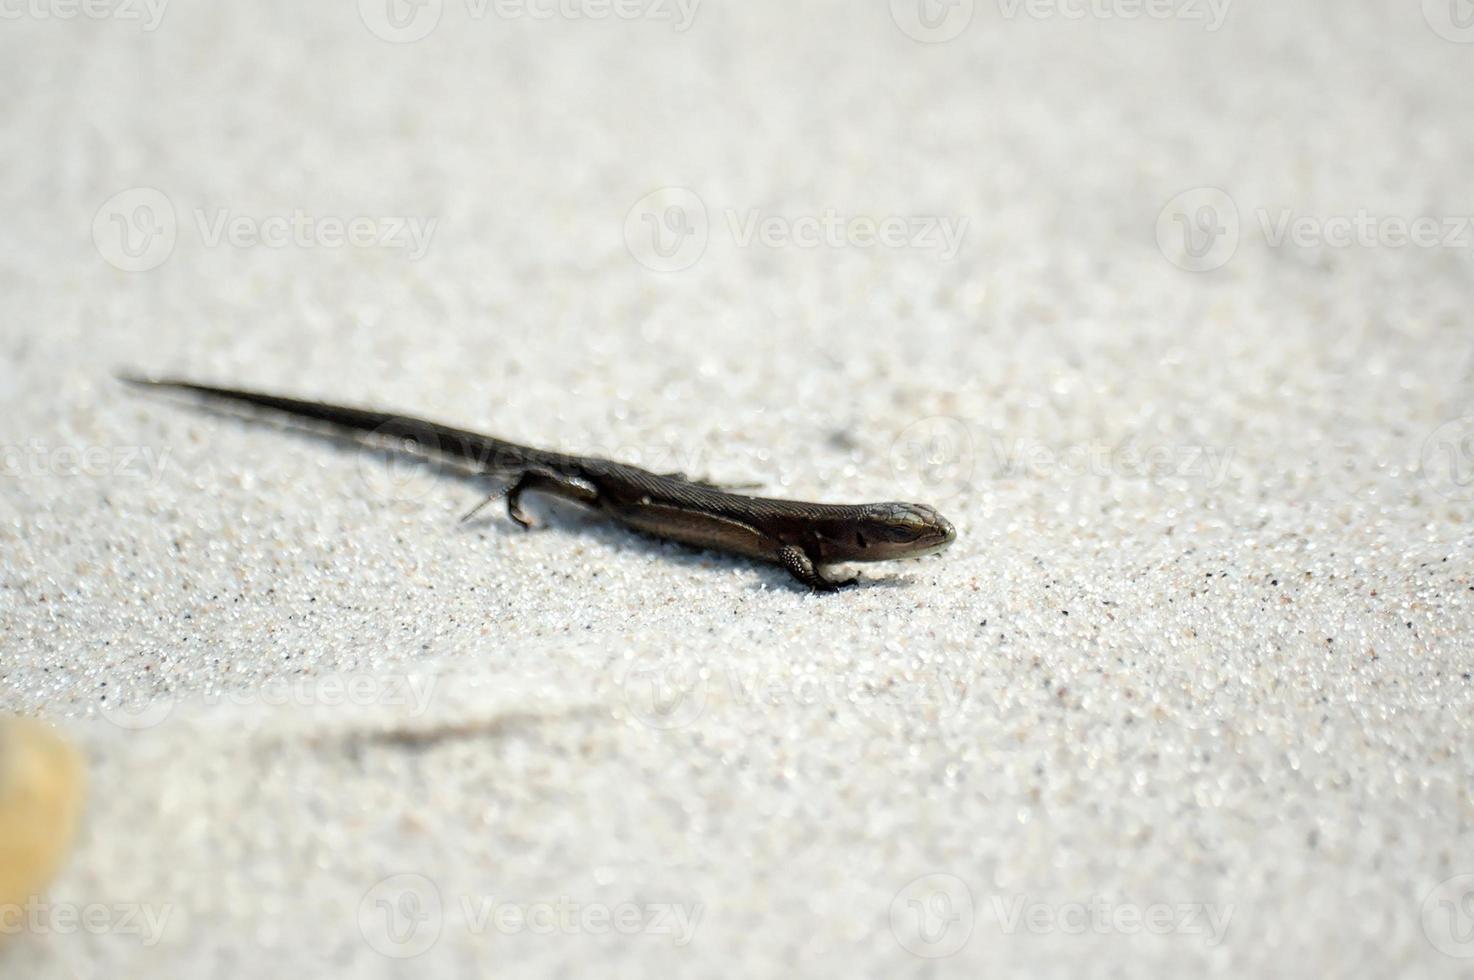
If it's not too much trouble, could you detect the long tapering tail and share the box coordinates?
[117,374,546,472]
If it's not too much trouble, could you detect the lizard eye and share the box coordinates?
[878,523,920,543]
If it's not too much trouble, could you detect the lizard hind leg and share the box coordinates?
[503,468,600,530]
[459,479,517,524]
[777,545,858,592]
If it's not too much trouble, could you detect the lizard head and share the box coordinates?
[825,502,956,561]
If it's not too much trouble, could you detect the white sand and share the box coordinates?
[3,0,1474,975]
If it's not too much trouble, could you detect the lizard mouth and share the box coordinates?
[908,539,954,559]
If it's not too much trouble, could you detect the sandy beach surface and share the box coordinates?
[3,1,1473,975]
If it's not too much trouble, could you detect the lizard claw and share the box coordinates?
[506,494,536,529]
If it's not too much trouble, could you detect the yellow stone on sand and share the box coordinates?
[0,717,85,916]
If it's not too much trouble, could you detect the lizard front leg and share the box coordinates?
[777,545,857,592]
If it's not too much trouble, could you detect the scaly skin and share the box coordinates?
[121,376,957,591]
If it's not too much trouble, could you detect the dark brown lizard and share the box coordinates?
[121,376,956,591]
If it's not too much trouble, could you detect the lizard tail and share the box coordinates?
[117,373,539,472]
